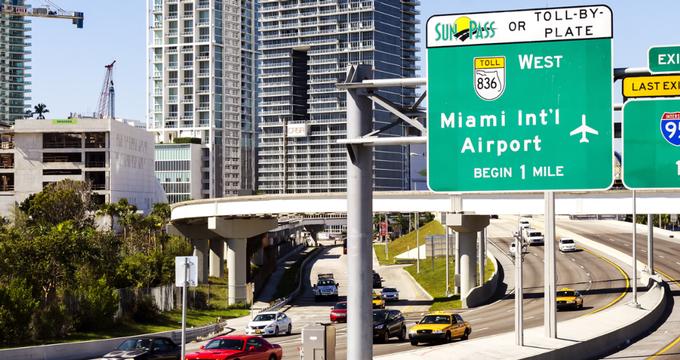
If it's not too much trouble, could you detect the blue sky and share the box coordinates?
[30,0,680,121]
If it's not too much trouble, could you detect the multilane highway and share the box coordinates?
[197,217,631,360]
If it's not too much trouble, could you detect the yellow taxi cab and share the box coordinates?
[372,291,385,309]
[556,287,584,310]
[408,311,471,345]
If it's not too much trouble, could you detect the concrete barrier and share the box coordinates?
[0,322,225,360]
[465,251,502,308]
[526,276,669,360]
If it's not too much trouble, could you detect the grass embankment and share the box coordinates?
[272,248,317,300]
[373,220,445,265]
[405,257,495,311]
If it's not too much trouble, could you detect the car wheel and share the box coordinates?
[398,326,406,341]
[410,340,418,346]
[445,331,451,343]
[269,355,277,360]
[287,323,292,335]
[383,330,390,343]
[462,329,470,340]
[275,326,279,335]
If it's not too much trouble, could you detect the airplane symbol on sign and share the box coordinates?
[569,115,599,143]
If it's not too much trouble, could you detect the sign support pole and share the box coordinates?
[416,212,420,274]
[632,190,640,307]
[181,258,188,360]
[515,223,524,346]
[648,214,654,275]
[544,191,557,338]
[445,226,450,296]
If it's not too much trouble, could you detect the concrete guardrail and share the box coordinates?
[465,250,503,308]
[0,321,225,360]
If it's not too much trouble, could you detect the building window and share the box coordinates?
[0,134,14,149]
[43,152,82,163]
[0,174,13,191]
[0,154,14,169]
[85,152,106,167]
[85,133,107,148]
[85,171,106,190]
[43,133,82,148]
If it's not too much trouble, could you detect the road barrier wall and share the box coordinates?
[465,251,502,308]
[527,276,669,360]
[0,322,225,360]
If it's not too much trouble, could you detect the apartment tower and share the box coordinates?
[257,0,419,194]
[147,0,257,200]
[0,0,31,125]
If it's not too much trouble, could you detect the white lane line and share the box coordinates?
[641,249,647,253]
[571,258,576,262]
[506,309,513,313]
[476,327,489,332]
[580,265,585,269]
[526,316,535,320]
[660,255,665,259]
[675,261,680,266]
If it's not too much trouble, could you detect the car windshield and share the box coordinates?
[419,315,451,324]
[204,339,244,350]
[334,302,347,310]
[382,288,396,293]
[253,314,276,322]
[561,239,575,244]
[318,280,335,286]
[373,311,388,322]
[557,291,576,297]
[373,294,381,300]
[117,339,151,350]
[529,232,541,236]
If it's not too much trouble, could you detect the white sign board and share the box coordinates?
[287,123,309,138]
[175,256,198,287]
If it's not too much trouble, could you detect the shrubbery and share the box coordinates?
[0,180,191,345]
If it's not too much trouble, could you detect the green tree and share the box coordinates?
[21,180,95,228]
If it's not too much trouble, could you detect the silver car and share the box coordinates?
[381,287,399,301]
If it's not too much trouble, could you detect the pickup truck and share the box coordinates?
[313,273,339,301]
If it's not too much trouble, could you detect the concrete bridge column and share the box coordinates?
[446,214,490,305]
[192,239,210,284]
[226,238,247,305]
[209,239,224,278]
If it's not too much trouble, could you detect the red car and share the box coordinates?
[330,301,347,322]
[185,335,282,360]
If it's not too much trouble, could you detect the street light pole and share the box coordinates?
[416,212,420,274]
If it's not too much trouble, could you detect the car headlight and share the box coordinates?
[374,324,384,329]
[432,330,444,334]
[408,329,416,334]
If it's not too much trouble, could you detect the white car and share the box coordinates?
[245,311,292,336]
[519,220,530,229]
[524,229,544,245]
[559,238,577,252]
[509,240,528,257]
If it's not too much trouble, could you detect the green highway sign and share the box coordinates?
[649,45,680,74]
[426,5,614,192]
[623,98,680,189]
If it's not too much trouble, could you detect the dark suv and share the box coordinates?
[373,309,406,343]
[372,271,382,288]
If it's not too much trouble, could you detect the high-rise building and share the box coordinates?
[146,0,257,200]
[257,0,419,194]
[0,0,31,125]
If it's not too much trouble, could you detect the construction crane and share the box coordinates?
[96,61,115,119]
[0,1,84,28]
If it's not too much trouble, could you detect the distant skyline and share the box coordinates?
[29,0,680,121]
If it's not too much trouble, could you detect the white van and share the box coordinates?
[523,228,544,245]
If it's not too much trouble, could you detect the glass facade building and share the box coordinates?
[257,0,419,194]
[146,0,257,199]
[155,143,202,203]
[0,0,32,125]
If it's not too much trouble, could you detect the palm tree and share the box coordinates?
[24,109,33,118]
[96,202,119,231]
[33,103,49,119]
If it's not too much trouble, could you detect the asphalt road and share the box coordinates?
[555,219,680,359]
[255,217,631,359]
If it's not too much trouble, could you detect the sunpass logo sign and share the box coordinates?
[433,16,496,42]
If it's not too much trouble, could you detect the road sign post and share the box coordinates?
[426,5,614,343]
[175,256,198,359]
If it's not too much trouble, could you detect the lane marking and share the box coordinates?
[581,248,630,315]
[647,334,680,360]
[655,268,680,288]
[676,261,680,266]
[476,327,489,332]
[525,316,535,320]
